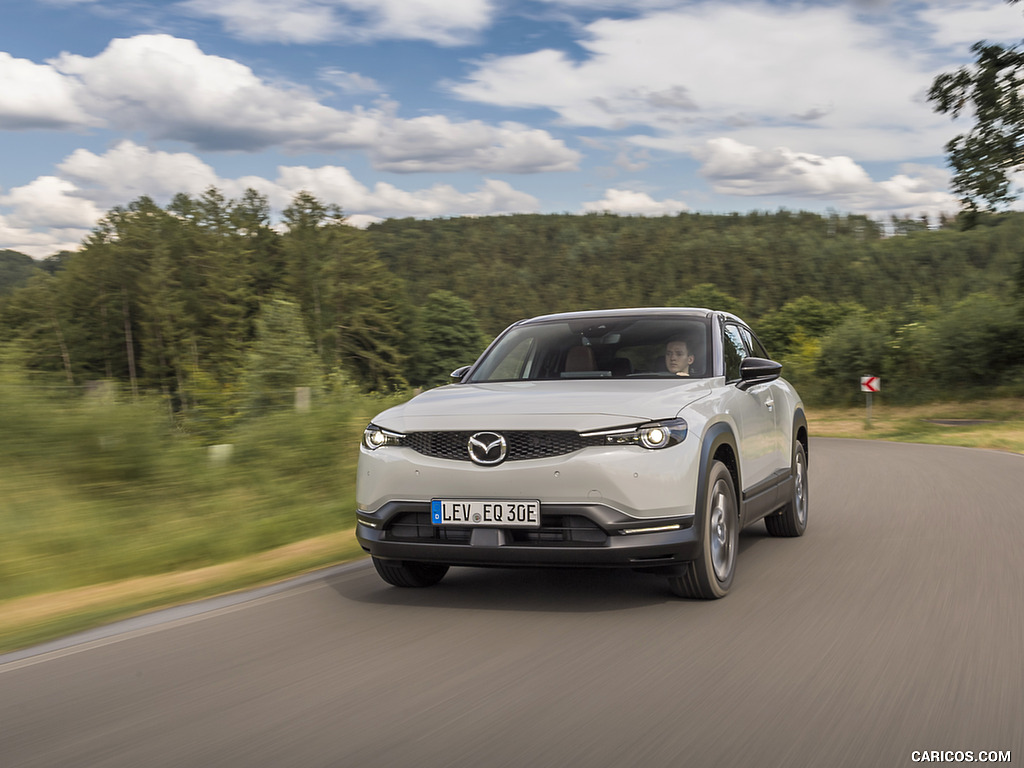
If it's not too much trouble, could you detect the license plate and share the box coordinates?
[431,499,541,528]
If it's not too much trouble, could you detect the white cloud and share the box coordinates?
[450,3,956,162]
[345,214,384,229]
[25,35,579,172]
[696,138,958,215]
[0,177,103,258]
[532,0,682,8]
[345,0,495,46]
[0,214,89,259]
[0,176,103,229]
[371,117,579,173]
[0,143,541,256]
[178,0,496,46]
[0,52,96,130]
[919,1,1024,48]
[178,0,340,44]
[582,188,687,215]
[318,68,382,94]
[50,35,368,151]
[58,141,221,206]
[696,138,872,196]
[614,148,651,172]
[276,166,539,217]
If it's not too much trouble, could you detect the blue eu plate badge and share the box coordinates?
[431,499,442,524]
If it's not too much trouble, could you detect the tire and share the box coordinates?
[372,557,449,588]
[765,441,808,538]
[668,460,739,599]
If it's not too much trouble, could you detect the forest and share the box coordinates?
[2,189,1024,436]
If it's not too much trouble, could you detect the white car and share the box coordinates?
[356,308,808,598]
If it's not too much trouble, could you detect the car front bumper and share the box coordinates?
[355,500,700,570]
[357,440,701,519]
[356,434,704,570]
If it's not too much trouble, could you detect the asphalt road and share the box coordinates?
[2,438,1021,768]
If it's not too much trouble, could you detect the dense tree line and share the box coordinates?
[0,251,41,296]
[368,210,1024,333]
[2,191,1023,435]
[0,190,433,435]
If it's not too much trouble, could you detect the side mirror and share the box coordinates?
[737,357,782,391]
[450,365,472,383]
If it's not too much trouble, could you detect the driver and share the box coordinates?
[665,337,694,376]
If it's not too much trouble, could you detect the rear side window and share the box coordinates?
[722,324,748,382]
[739,327,770,359]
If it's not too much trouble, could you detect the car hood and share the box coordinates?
[373,379,715,433]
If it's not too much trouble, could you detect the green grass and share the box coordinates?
[808,398,1024,454]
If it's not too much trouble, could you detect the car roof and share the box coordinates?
[516,307,728,326]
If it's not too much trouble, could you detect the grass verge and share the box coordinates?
[807,398,1024,454]
[0,529,363,654]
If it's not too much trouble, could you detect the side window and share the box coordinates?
[723,324,748,382]
[740,327,769,360]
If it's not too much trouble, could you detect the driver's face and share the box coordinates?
[665,341,693,374]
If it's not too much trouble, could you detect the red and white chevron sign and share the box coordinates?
[860,376,880,393]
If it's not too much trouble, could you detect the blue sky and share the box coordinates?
[1,0,1021,257]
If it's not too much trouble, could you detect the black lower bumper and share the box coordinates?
[355,501,701,570]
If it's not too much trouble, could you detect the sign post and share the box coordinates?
[860,376,880,427]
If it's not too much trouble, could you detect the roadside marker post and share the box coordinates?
[860,376,880,427]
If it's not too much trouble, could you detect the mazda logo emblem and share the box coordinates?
[468,432,507,465]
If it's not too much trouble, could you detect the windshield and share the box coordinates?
[467,316,712,382]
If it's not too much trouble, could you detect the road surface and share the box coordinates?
[2,438,1021,767]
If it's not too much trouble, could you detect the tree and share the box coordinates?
[231,188,286,302]
[319,223,409,393]
[241,295,323,412]
[410,291,488,387]
[668,283,747,317]
[756,296,845,357]
[928,0,1024,213]
[814,310,890,405]
[928,292,1024,388]
[282,192,409,392]
[0,250,40,296]
[0,272,75,384]
[280,191,337,359]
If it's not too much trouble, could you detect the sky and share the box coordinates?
[1,0,1022,258]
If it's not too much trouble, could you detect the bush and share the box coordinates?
[814,310,891,405]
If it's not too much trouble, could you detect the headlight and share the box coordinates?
[581,418,687,450]
[362,423,407,450]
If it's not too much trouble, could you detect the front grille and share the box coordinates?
[385,512,608,547]
[509,515,607,545]
[403,431,605,462]
[388,512,471,543]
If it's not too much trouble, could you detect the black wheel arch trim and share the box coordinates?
[792,406,809,463]
[695,421,741,545]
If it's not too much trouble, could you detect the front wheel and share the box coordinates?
[372,557,449,588]
[668,460,739,599]
[765,441,808,538]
